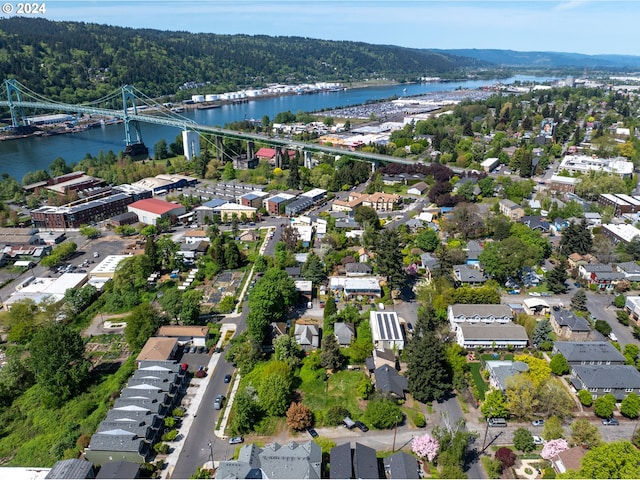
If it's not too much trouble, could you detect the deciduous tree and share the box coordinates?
[30,323,91,405]
[621,392,640,419]
[570,418,602,449]
[412,434,439,462]
[364,398,402,429]
[578,441,640,479]
[513,428,535,453]
[286,402,313,431]
[550,353,570,376]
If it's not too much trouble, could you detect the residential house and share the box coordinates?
[332,192,400,213]
[453,264,486,285]
[567,253,597,269]
[94,461,141,479]
[456,323,529,350]
[215,441,322,479]
[329,276,382,299]
[550,446,586,475]
[552,341,626,366]
[294,322,321,350]
[550,310,592,341]
[84,429,153,465]
[374,364,408,399]
[407,182,429,196]
[238,190,269,209]
[578,264,625,290]
[353,443,380,479]
[465,240,483,266]
[370,311,405,351]
[334,322,355,346]
[135,338,179,365]
[213,202,257,222]
[447,304,513,331]
[498,199,524,220]
[570,364,640,400]
[553,218,570,234]
[45,459,96,479]
[486,360,530,392]
[264,193,295,215]
[156,325,209,347]
[345,262,373,276]
[624,296,640,326]
[519,216,550,232]
[384,452,420,480]
[330,443,353,479]
[617,262,640,282]
[584,212,602,226]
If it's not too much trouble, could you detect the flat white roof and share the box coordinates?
[603,223,640,242]
[18,273,86,295]
[369,310,403,342]
[213,202,257,211]
[301,188,327,198]
[91,255,132,276]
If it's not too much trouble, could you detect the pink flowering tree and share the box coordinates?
[412,433,439,462]
[541,438,569,460]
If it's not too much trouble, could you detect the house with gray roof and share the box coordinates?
[84,429,153,465]
[353,443,380,479]
[486,360,530,392]
[374,365,408,399]
[45,459,95,479]
[616,261,640,282]
[456,323,529,350]
[294,323,321,350]
[215,441,322,479]
[550,310,592,341]
[384,451,420,479]
[465,240,483,266]
[552,341,625,366]
[95,461,141,479]
[447,304,513,331]
[453,264,486,285]
[330,443,352,479]
[345,262,373,276]
[334,322,355,346]
[570,364,640,400]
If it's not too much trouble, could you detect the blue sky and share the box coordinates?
[30,1,640,56]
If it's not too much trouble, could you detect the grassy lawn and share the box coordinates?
[298,367,367,424]
[469,362,488,400]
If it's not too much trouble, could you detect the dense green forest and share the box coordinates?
[0,17,486,104]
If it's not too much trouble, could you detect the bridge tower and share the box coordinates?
[121,85,148,157]
[4,80,30,131]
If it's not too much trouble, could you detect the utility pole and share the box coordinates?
[392,415,400,452]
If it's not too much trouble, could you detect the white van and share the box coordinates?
[487,417,507,427]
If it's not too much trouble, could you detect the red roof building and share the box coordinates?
[127,198,186,225]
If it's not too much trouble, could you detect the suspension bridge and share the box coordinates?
[0,79,421,168]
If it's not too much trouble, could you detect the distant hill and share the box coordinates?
[0,17,484,104]
[431,49,640,69]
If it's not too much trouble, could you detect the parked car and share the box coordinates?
[354,421,369,432]
[307,428,319,438]
[609,332,618,342]
[343,416,356,429]
[487,417,507,427]
[528,292,542,297]
[406,322,414,333]
[602,417,619,425]
[507,289,521,295]
[214,394,225,410]
[224,374,232,383]
[229,436,244,444]
[532,419,544,427]
[533,435,545,445]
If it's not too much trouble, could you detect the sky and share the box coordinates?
[9,0,640,56]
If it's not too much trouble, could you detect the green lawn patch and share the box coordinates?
[469,362,488,400]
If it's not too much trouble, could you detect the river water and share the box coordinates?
[0,75,552,181]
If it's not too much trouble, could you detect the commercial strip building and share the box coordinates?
[558,154,634,178]
[30,185,152,229]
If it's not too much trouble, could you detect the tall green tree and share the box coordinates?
[571,289,588,312]
[320,333,343,371]
[247,268,296,344]
[125,303,162,351]
[479,236,537,282]
[578,441,640,479]
[415,228,440,252]
[560,219,592,256]
[546,260,568,293]
[287,152,300,189]
[405,310,452,402]
[30,323,91,405]
[302,252,325,284]
[569,418,601,449]
[374,228,405,291]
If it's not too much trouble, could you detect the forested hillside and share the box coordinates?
[0,17,483,103]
